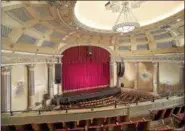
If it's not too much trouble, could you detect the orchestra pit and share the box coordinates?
[1,1,184,131]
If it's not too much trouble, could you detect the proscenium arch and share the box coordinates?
[58,43,115,57]
[61,45,111,91]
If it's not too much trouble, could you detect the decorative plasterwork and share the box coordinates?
[1,52,61,66]
[114,53,184,63]
[2,51,183,65]
[1,1,184,54]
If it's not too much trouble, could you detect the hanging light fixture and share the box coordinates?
[110,1,140,33]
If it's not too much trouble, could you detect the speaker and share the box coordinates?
[117,62,124,77]
[55,64,61,84]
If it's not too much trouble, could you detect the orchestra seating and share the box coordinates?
[50,90,157,110]
[118,91,155,104]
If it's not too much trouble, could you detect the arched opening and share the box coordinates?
[62,46,110,92]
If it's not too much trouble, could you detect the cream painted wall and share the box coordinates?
[119,62,153,92]
[159,62,180,84]
[138,62,153,92]
[34,64,48,104]
[11,65,28,111]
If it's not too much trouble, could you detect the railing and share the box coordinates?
[2,92,184,117]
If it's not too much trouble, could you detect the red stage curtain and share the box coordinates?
[62,46,110,91]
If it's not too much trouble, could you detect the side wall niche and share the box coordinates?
[11,65,28,111]
[11,64,48,111]
[159,62,180,93]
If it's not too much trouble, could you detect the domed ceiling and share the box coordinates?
[1,1,184,55]
[75,1,184,30]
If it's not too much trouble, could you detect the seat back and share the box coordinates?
[78,120,87,127]
[40,123,50,131]
[173,107,181,115]
[137,121,149,131]
[163,108,173,118]
[24,124,33,131]
[154,110,164,120]
[122,123,136,131]
[66,121,75,129]
[112,125,122,131]
[108,116,118,124]
[118,115,128,122]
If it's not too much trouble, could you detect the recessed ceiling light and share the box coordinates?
[177,19,181,22]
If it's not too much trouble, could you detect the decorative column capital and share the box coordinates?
[27,64,35,71]
[152,62,159,66]
[48,63,54,68]
[178,62,184,68]
[1,66,12,75]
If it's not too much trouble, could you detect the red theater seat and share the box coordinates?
[173,106,181,115]
[150,109,166,120]
[112,125,122,131]
[163,108,173,118]
[108,116,118,124]
[118,115,128,123]
[137,121,149,131]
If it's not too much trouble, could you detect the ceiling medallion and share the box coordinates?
[105,1,141,34]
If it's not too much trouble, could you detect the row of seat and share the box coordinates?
[149,105,185,121]
[59,91,158,109]
[78,96,115,108]
[1,118,149,131]
[2,105,184,131]
[118,92,155,104]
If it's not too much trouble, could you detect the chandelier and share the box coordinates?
[105,1,141,33]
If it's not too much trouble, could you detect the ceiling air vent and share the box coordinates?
[150,29,166,34]
[33,6,51,17]
[156,41,176,49]
[153,33,172,40]
[17,34,37,44]
[6,7,33,23]
[42,41,56,47]
[137,44,148,50]
[33,24,48,33]
[118,39,130,43]
[1,25,12,37]
[48,19,61,27]
[51,31,64,39]
[118,46,131,51]
[136,37,148,42]
[134,33,145,37]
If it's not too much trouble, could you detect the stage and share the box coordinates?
[52,87,121,105]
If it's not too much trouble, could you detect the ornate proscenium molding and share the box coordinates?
[1,52,62,66]
[114,53,184,63]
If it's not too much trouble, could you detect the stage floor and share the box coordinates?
[53,87,121,104]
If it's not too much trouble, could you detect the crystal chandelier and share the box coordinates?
[106,1,140,33]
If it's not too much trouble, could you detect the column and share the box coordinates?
[48,64,54,98]
[27,64,35,109]
[152,62,159,94]
[1,66,12,112]
[110,62,117,87]
[134,62,138,89]
[57,60,62,95]
[179,62,184,89]
[57,84,62,95]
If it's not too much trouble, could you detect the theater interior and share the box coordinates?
[1,1,185,131]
